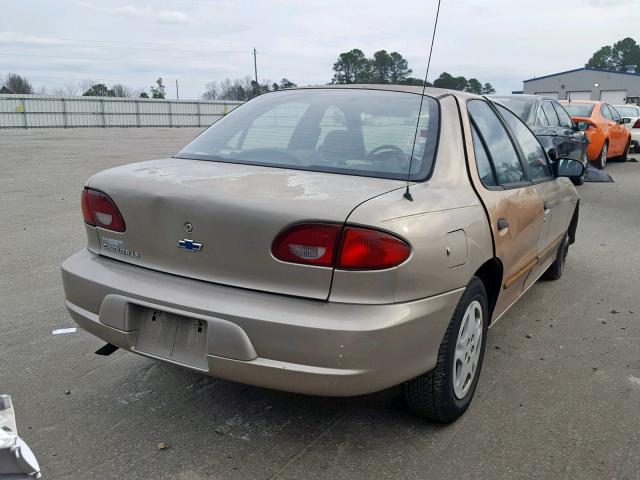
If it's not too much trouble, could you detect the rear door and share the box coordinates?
[495,104,574,280]
[537,101,575,160]
[467,100,544,320]
[606,104,629,154]
[552,101,585,162]
[601,104,625,155]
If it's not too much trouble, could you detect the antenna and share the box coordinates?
[404,0,443,201]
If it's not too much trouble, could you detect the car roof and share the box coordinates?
[285,84,484,100]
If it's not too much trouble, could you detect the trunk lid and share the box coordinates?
[87,158,402,300]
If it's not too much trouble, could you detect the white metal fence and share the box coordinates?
[0,94,243,129]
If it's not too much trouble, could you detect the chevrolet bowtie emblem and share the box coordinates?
[178,239,203,252]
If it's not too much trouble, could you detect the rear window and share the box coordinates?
[491,97,534,123]
[176,89,439,181]
[562,103,594,117]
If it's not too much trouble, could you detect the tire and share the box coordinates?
[543,232,569,281]
[403,277,488,423]
[596,141,608,169]
[571,151,587,186]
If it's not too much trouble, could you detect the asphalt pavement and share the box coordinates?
[1,128,639,480]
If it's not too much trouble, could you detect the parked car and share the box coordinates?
[61,86,583,423]
[491,94,588,185]
[560,100,631,169]
[613,104,640,152]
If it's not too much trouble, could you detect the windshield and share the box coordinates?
[491,97,534,123]
[176,89,439,181]
[562,103,595,117]
[614,105,640,117]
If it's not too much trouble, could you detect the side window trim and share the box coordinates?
[469,118,503,191]
[537,105,549,126]
[493,103,555,184]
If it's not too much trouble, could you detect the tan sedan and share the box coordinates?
[61,85,583,422]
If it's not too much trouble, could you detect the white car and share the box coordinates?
[613,104,640,152]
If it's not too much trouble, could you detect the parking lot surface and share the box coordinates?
[1,128,639,480]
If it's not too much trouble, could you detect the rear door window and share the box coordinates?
[470,124,498,187]
[468,100,526,186]
[608,105,621,122]
[541,102,560,126]
[497,105,553,181]
[601,104,613,120]
[553,102,574,128]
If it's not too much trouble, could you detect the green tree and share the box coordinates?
[139,92,149,98]
[82,83,113,96]
[481,82,496,94]
[0,86,10,94]
[433,72,468,91]
[332,49,370,84]
[465,78,483,94]
[399,77,431,86]
[150,78,166,99]
[587,37,640,71]
[389,52,412,83]
[370,50,394,83]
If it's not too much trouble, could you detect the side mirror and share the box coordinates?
[575,121,589,131]
[556,158,585,178]
[621,117,631,124]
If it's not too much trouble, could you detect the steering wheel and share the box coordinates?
[366,145,409,167]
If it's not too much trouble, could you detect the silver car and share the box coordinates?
[62,85,584,422]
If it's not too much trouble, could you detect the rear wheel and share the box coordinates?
[596,142,608,169]
[403,277,488,422]
[543,232,569,281]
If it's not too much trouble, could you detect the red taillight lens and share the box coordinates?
[272,223,411,270]
[272,223,341,267]
[338,227,411,269]
[81,189,126,232]
[633,119,640,129]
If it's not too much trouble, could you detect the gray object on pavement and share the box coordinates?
[0,395,41,479]
[585,165,614,182]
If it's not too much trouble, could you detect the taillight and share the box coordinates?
[337,227,411,269]
[81,189,126,232]
[272,223,411,270]
[272,223,341,267]
[633,119,640,129]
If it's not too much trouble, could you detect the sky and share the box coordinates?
[1,0,639,99]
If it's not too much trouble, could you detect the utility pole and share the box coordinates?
[253,47,258,85]
[175,79,179,100]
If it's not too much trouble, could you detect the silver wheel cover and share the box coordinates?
[453,300,483,400]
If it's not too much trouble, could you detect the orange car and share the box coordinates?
[560,100,631,169]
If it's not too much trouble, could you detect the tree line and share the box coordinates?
[330,48,496,94]
[587,37,640,71]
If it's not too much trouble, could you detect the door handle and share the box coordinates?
[497,218,509,231]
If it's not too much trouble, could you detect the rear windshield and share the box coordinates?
[176,89,439,181]
[562,103,594,117]
[491,97,533,123]
[614,105,640,117]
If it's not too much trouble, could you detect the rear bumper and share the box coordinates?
[61,249,462,396]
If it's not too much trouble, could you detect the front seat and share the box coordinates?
[318,130,364,161]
